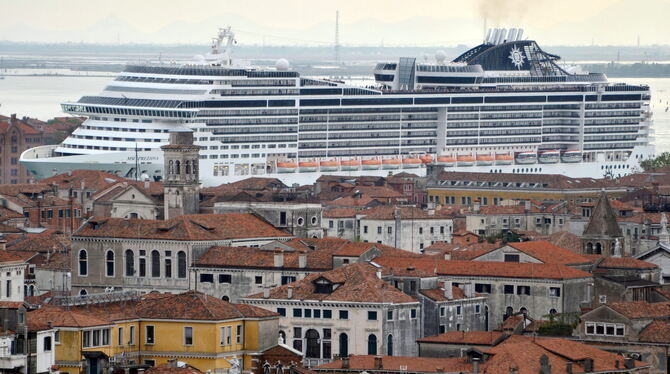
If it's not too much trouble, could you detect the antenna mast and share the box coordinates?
[335,11,341,65]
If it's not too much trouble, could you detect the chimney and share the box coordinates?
[374,356,383,370]
[566,363,573,374]
[444,253,451,261]
[472,358,480,374]
[444,282,453,300]
[0,240,6,251]
[298,254,307,268]
[10,114,16,124]
[168,359,178,368]
[583,358,593,373]
[615,361,619,369]
[274,250,284,267]
[524,200,531,213]
[473,199,480,213]
[376,270,382,279]
[263,287,270,299]
[342,356,350,369]
[144,180,150,190]
[428,209,435,216]
[464,283,474,298]
[287,286,293,299]
[539,354,551,374]
[624,358,635,369]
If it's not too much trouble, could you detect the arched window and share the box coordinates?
[311,216,317,225]
[520,307,528,315]
[305,329,320,358]
[505,306,514,320]
[549,308,557,316]
[79,289,87,296]
[279,330,286,344]
[175,160,181,175]
[387,334,393,356]
[78,250,88,276]
[177,251,187,278]
[106,250,114,277]
[367,334,377,355]
[595,242,602,255]
[185,160,191,175]
[125,250,135,276]
[151,250,160,277]
[297,217,304,226]
[222,295,230,302]
[586,242,593,254]
[339,333,348,357]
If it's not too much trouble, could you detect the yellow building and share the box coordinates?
[27,291,280,374]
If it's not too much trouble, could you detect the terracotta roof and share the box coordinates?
[323,208,357,218]
[145,365,202,374]
[224,177,287,191]
[0,250,26,264]
[417,331,506,345]
[546,231,582,253]
[134,291,278,320]
[40,170,122,191]
[374,257,592,280]
[8,231,71,253]
[326,195,380,208]
[596,256,658,270]
[27,306,111,331]
[358,205,454,220]
[333,242,422,258]
[431,171,619,191]
[74,214,291,241]
[315,355,470,373]
[0,301,24,309]
[638,320,670,343]
[505,241,591,265]
[195,245,334,270]
[419,286,467,301]
[246,262,417,304]
[608,301,670,319]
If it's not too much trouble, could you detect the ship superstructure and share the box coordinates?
[21,27,655,185]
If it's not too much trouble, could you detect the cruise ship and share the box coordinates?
[21,27,655,186]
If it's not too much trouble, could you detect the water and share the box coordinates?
[0,73,669,152]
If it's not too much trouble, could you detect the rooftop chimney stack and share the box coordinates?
[287,285,293,299]
[263,287,270,299]
[342,356,350,369]
[274,250,284,267]
[472,358,480,374]
[444,282,453,299]
[298,254,307,268]
[374,356,383,370]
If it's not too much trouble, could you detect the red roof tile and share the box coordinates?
[417,331,506,345]
[505,241,591,265]
[315,355,470,373]
[608,301,670,319]
[638,320,670,343]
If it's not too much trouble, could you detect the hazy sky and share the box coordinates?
[2,0,670,46]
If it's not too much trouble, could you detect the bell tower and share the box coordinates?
[161,128,201,219]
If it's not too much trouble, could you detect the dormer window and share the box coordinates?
[314,278,333,294]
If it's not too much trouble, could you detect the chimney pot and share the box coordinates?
[263,288,270,299]
[274,252,284,268]
[342,356,350,369]
[444,282,453,300]
[472,357,480,374]
[298,254,307,268]
[374,356,383,370]
[287,286,293,299]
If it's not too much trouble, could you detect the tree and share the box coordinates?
[640,152,670,171]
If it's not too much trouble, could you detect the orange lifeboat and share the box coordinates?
[320,160,339,172]
[495,154,514,165]
[340,159,361,171]
[382,158,401,170]
[402,158,422,169]
[456,155,475,167]
[298,161,319,172]
[476,154,494,166]
[362,159,382,170]
[277,161,297,173]
[436,156,457,167]
[420,154,434,164]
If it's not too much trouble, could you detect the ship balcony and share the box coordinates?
[20,145,59,161]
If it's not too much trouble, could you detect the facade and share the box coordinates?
[322,208,357,241]
[636,243,670,284]
[417,331,507,358]
[465,201,571,237]
[69,213,292,295]
[213,201,323,238]
[358,206,454,252]
[0,114,44,184]
[242,263,422,367]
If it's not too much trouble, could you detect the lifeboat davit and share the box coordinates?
[538,150,560,164]
[320,160,339,172]
[457,155,475,167]
[561,151,582,163]
[382,158,401,170]
[362,159,382,170]
[340,159,361,171]
[298,161,319,172]
[436,156,456,167]
[476,154,494,166]
[277,162,297,173]
[420,155,434,164]
[515,152,538,165]
[495,154,514,165]
[402,158,422,169]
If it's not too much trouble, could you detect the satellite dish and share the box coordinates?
[435,50,447,63]
[275,58,290,71]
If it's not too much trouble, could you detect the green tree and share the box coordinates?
[640,152,670,171]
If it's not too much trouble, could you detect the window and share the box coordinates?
[364,226,368,234]
[219,274,232,283]
[475,283,492,293]
[5,280,9,298]
[144,360,155,367]
[105,250,114,277]
[118,327,124,346]
[368,334,377,355]
[586,322,595,335]
[410,309,417,319]
[55,330,60,344]
[236,325,243,344]
[145,325,155,344]
[599,295,607,303]
[43,336,52,351]
[164,251,172,278]
[293,308,303,318]
[125,250,135,276]
[83,331,91,348]
[184,327,193,345]
[368,311,378,320]
[587,322,625,337]
[280,211,287,225]
[504,254,520,262]
[339,310,349,320]
[475,304,481,314]
[151,250,160,277]
[200,274,214,283]
[129,326,135,345]
[456,306,462,315]
[504,285,514,294]
[387,310,393,320]
[220,326,229,345]
[277,308,286,316]
[255,276,263,285]
[139,255,146,277]
[177,251,187,278]
[102,329,110,346]
[517,286,531,295]
[440,307,445,317]
[78,250,88,276]
[323,310,332,319]
[419,227,423,234]
[377,227,382,234]
[439,325,446,333]
[304,309,312,318]
[387,227,392,234]
[281,275,297,285]
[549,287,561,297]
[329,220,334,229]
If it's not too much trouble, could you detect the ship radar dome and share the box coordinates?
[435,50,447,63]
[275,58,290,71]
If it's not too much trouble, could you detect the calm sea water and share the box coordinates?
[0,74,669,152]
